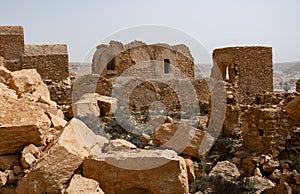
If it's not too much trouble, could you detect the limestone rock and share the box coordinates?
[70,118,108,155]
[96,95,117,116]
[0,96,51,155]
[262,160,280,172]
[209,161,241,181]
[20,144,40,169]
[83,149,189,194]
[270,169,282,182]
[102,139,136,153]
[46,112,67,130]
[0,83,18,98]
[0,66,12,82]
[184,158,195,184]
[286,96,300,123]
[65,174,104,194]
[0,171,8,187]
[246,176,275,193]
[16,119,94,194]
[5,170,15,184]
[0,56,4,67]
[154,123,213,159]
[0,154,21,170]
[293,170,300,185]
[265,182,292,194]
[8,69,42,94]
[72,95,100,118]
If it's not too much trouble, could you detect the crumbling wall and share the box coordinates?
[0,26,69,82]
[92,40,194,79]
[20,45,69,82]
[0,26,24,61]
[211,46,273,104]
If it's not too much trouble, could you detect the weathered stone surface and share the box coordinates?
[0,96,51,155]
[96,95,117,116]
[0,154,21,170]
[0,66,12,82]
[241,156,259,175]
[241,106,291,157]
[154,123,213,159]
[102,139,136,153]
[83,149,189,194]
[246,176,275,193]
[270,169,282,182]
[65,174,104,194]
[0,171,8,187]
[208,161,240,181]
[286,96,300,123]
[72,94,100,118]
[8,69,52,104]
[184,158,195,184]
[92,40,194,79]
[0,83,18,98]
[46,112,67,130]
[0,56,4,67]
[265,182,292,194]
[8,69,42,94]
[262,160,280,172]
[20,144,40,169]
[293,170,300,185]
[16,119,93,194]
[70,118,108,155]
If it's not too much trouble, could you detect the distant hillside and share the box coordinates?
[69,62,91,75]
[274,61,300,74]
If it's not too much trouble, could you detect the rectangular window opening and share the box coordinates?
[164,59,170,74]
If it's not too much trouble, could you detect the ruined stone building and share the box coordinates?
[92,40,194,79]
[0,26,69,82]
[90,40,209,112]
[211,46,273,103]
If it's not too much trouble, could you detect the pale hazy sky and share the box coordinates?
[1,0,299,63]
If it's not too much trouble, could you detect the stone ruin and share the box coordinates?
[211,46,273,104]
[0,26,69,82]
[92,40,195,79]
[1,25,300,193]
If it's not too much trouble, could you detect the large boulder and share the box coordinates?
[208,161,241,181]
[154,123,213,159]
[16,118,108,194]
[83,149,189,194]
[8,69,52,105]
[0,96,51,155]
[286,96,300,123]
[65,174,104,194]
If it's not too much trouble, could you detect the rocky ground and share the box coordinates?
[1,63,300,193]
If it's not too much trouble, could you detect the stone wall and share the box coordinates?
[20,45,69,82]
[211,46,273,104]
[92,40,194,79]
[0,26,24,61]
[0,26,69,82]
[4,44,69,82]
